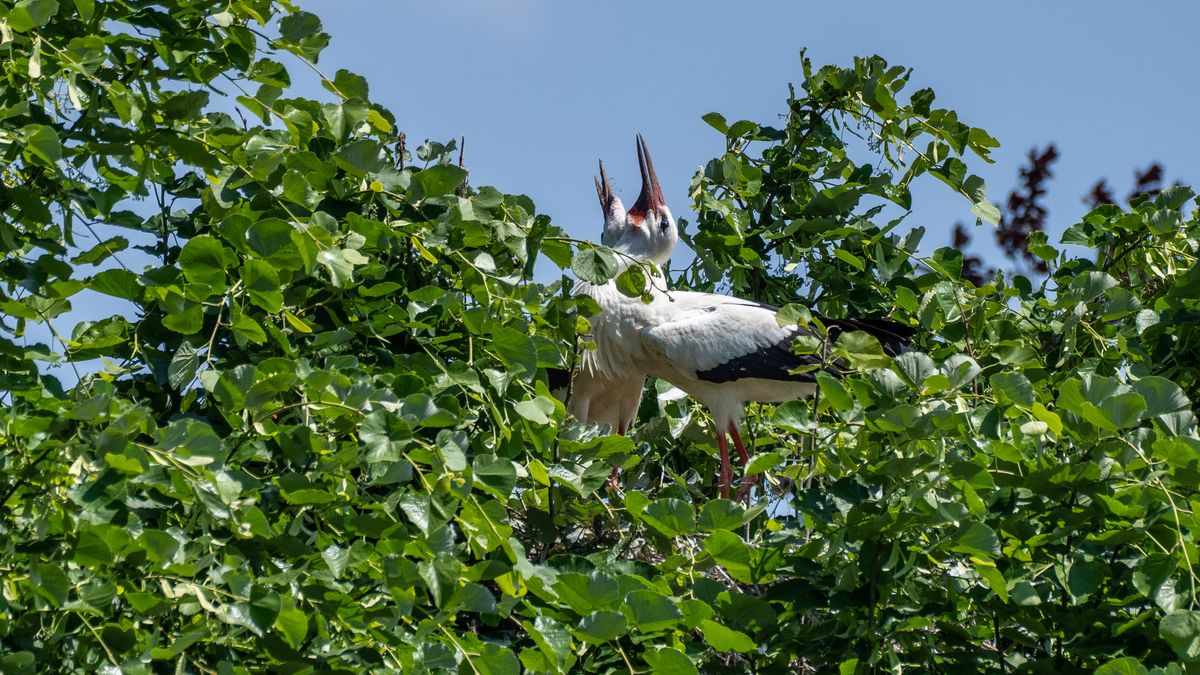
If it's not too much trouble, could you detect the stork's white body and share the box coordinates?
[565,153,650,436]
[578,281,816,418]
[576,275,819,494]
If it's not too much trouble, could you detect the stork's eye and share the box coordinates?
[658,212,670,232]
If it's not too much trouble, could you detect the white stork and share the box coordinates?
[578,139,913,498]
[566,136,673,440]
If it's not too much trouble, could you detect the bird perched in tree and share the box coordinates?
[578,140,913,498]
[564,136,675,439]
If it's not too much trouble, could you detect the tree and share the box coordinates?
[2,2,1199,672]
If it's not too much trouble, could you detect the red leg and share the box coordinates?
[716,432,732,499]
[731,426,759,502]
[729,422,750,466]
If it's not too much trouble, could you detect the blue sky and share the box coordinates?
[309,0,1200,268]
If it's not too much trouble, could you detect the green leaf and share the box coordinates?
[161,297,204,335]
[641,498,695,537]
[833,331,891,369]
[1084,392,1147,430]
[246,586,280,637]
[246,218,302,269]
[572,247,620,284]
[324,68,370,100]
[180,235,235,290]
[894,351,936,389]
[948,522,999,559]
[317,248,355,287]
[1066,559,1108,600]
[1031,402,1063,436]
[623,590,681,633]
[814,371,854,411]
[90,269,142,300]
[700,619,756,653]
[6,0,59,33]
[473,455,517,497]
[33,564,69,607]
[157,419,225,467]
[280,488,335,505]
[1011,581,1042,606]
[527,616,571,671]
[1135,376,1190,418]
[73,530,113,567]
[989,371,1035,407]
[974,563,1008,603]
[615,265,647,297]
[701,111,729,133]
[241,260,284,313]
[943,354,982,389]
[643,647,698,675]
[744,451,783,476]
[697,500,745,532]
[322,544,349,579]
[833,248,865,271]
[705,530,754,583]
[970,197,1001,225]
[0,652,36,672]
[230,310,267,344]
[22,124,61,166]
[1070,271,1118,302]
[771,400,815,432]
[451,583,497,614]
[334,139,386,176]
[514,396,556,424]
[576,610,627,644]
[167,342,199,389]
[1095,657,1149,675]
[475,644,520,675]
[275,607,308,648]
[72,237,128,265]
[1160,610,1200,660]
[411,164,468,198]
[492,326,537,376]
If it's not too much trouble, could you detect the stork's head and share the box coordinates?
[594,159,626,247]
[611,134,677,265]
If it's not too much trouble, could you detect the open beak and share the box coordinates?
[594,159,617,216]
[630,133,665,218]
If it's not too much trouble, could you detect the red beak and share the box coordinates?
[629,134,664,219]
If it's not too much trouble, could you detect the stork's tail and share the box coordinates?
[827,317,915,356]
[546,367,571,402]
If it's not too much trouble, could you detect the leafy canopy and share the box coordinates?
[2,2,1200,673]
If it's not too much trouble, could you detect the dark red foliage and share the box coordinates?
[1086,163,1166,209]
[1084,179,1116,209]
[995,145,1057,275]
[1129,162,1164,202]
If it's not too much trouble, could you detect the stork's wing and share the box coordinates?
[639,293,912,384]
[638,294,813,383]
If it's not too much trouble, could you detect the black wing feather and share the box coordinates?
[695,314,913,385]
[696,326,821,384]
[546,367,571,393]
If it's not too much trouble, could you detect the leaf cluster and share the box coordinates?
[3,3,1200,674]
